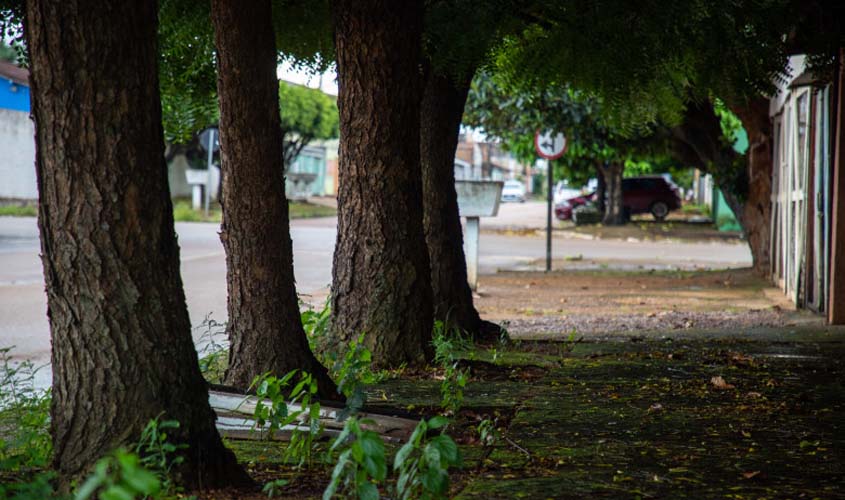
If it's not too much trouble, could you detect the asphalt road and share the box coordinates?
[0,206,750,388]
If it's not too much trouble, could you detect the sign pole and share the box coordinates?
[546,159,553,272]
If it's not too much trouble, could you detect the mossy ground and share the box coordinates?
[223,330,844,499]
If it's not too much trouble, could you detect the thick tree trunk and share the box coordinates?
[25,0,250,489]
[420,70,495,337]
[672,98,765,268]
[211,0,337,398]
[728,98,773,276]
[330,0,434,367]
[601,163,625,225]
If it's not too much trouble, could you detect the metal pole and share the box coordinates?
[204,129,214,216]
[546,158,553,272]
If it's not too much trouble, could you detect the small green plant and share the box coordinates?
[323,417,387,500]
[249,370,324,468]
[332,333,387,420]
[0,347,52,470]
[262,479,290,498]
[393,416,462,500]
[476,419,499,447]
[431,322,470,414]
[134,416,187,493]
[195,315,228,383]
[301,296,332,348]
[74,448,162,500]
[439,363,468,415]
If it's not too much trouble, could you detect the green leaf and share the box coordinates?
[100,485,136,500]
[427,416,449,430]
[420,467,448,495]
[357,481,379,500]
[430,435,460,465]
[121,466,161,495]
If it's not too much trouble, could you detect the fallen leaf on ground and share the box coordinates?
[741,471,761,479]
[710,376,735,389]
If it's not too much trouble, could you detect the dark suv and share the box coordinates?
[555,175,682,221]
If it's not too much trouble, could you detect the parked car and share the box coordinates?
[553,180,582,205]
[500,180,526,203]
[555,175,681,221]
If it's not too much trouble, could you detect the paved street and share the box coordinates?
[0,205,750,388]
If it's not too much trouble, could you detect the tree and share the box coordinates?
[279,81,339,169]
[23,0,250,488]
[210,0,338,397]
[328,0,434,367]
[464,74,673,225]
[418,0,517,337]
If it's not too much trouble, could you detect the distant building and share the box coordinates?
[454,133,532,191]
[0,60,36,201]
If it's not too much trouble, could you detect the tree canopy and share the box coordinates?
[279,81,339,168]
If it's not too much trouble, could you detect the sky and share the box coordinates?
[277,60,338,96]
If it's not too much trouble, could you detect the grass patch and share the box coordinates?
[0,205,37,217]
[172,199,335,223]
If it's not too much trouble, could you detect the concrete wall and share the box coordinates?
[0,108,37,200]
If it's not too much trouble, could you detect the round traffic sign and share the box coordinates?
[198,126,220,153]
[534,130,567,160]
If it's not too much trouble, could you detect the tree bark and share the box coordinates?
[420,69,496,338]
[601,163,625,225]
[330,0,434,367]
[210,0,337,398]
[595,164,607,214]
[25,0,250,489]
[728,97,773,276]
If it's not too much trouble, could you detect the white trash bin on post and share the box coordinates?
[455,180,504,291]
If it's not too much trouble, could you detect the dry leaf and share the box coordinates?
[710,376,735,390]
[742,471,761,479]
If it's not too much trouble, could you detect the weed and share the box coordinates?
[134,416,187,494]
[323,417,387,500]
[393,416,462,500]
[431,323,470,414]
[195,316,228,383]
[476,419,499,447]
[74,448,162,500]
[332,333,387,420]
[0,347,51,470]
[262,479,289,498]
[249,370,324,468]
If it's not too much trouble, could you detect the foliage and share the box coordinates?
[431,322,471,414]
[393,417,462,500]
[0,347,55,499]
[0,348,51,471]
[74,448,162,500]
[249,370,324,467]
[464,71,680,189]
[331,333,389,420]
[279,81,339,168]
[323,417,387,500]
[195,315,228,383]
[476,419,499,447]
[262,478,290,498]
[158,0,219,145]
[133,416,186,494]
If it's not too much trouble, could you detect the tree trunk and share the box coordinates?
[210,0,337,398]
[601,163,625,225]
[24,0,250,489]
[728,97,773,276]
[330,0,434,367]
[595,164,607,214]
[420,69,496,338]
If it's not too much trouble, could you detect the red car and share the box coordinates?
[555,176,682,221]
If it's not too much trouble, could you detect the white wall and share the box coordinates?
[0,108,37,200]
